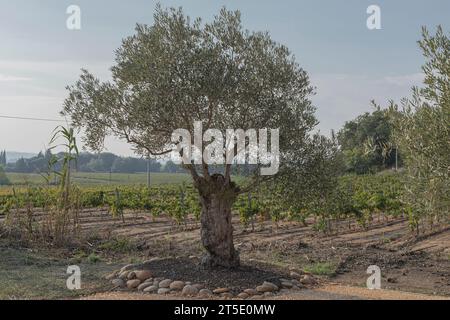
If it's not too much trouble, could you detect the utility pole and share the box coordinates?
[147,156,151,188]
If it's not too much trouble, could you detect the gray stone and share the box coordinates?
[157,288,171,294]
[126,279,141,289]
[143,285,158,293]
[158,279,173,288]
[291,279,301,286]
[111,278,126,288]
[138,282,153,291]
[135,270,152,281]
[256,281,278,293]
[182,285,199,296]
[169,281,185,291]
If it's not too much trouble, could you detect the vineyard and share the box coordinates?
[1,171,447,243]
[1,171,449,300]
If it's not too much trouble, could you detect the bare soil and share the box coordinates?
[1,208,449,299]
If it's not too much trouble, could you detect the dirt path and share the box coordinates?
[276,284,450,300]
[81,284,450,300]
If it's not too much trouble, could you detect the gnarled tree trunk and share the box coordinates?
[197,174,240,268]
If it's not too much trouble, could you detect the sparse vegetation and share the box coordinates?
[304,262,336,276]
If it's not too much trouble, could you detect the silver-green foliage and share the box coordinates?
[389,26,449,232]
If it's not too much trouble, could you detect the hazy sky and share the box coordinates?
[0,0,448,156]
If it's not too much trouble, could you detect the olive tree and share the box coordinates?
[388,26,449,232]
[62,6,316,267]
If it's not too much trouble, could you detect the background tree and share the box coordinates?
[62,6,317,268]
[337,106,400,174]
[0,151,6,166]
[163,160,183,173]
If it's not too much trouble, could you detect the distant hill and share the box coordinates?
[5,151,37,163]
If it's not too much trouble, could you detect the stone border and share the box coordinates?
[106,258,319,300]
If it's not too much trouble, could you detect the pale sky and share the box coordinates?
[0,0,448,156]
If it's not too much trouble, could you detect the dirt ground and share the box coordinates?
[79,209,450,296]
[82,284,449,300]
[1,208,449,299]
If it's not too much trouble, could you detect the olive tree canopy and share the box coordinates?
[63,5,317,267]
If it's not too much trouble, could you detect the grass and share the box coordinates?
[0,243,121,299]
[304,262,337,276]
[87,253,101,264]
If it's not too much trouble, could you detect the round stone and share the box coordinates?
[143,285,158,293]
[158,288,171,294]
[111,278,125,288]
[169,281,185,291]
[137,282,153,291]
[256,281,278,293]
[158,279,173,288]
[135,270,152,281]
[182,285,199,296]
[126,279,141,289]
